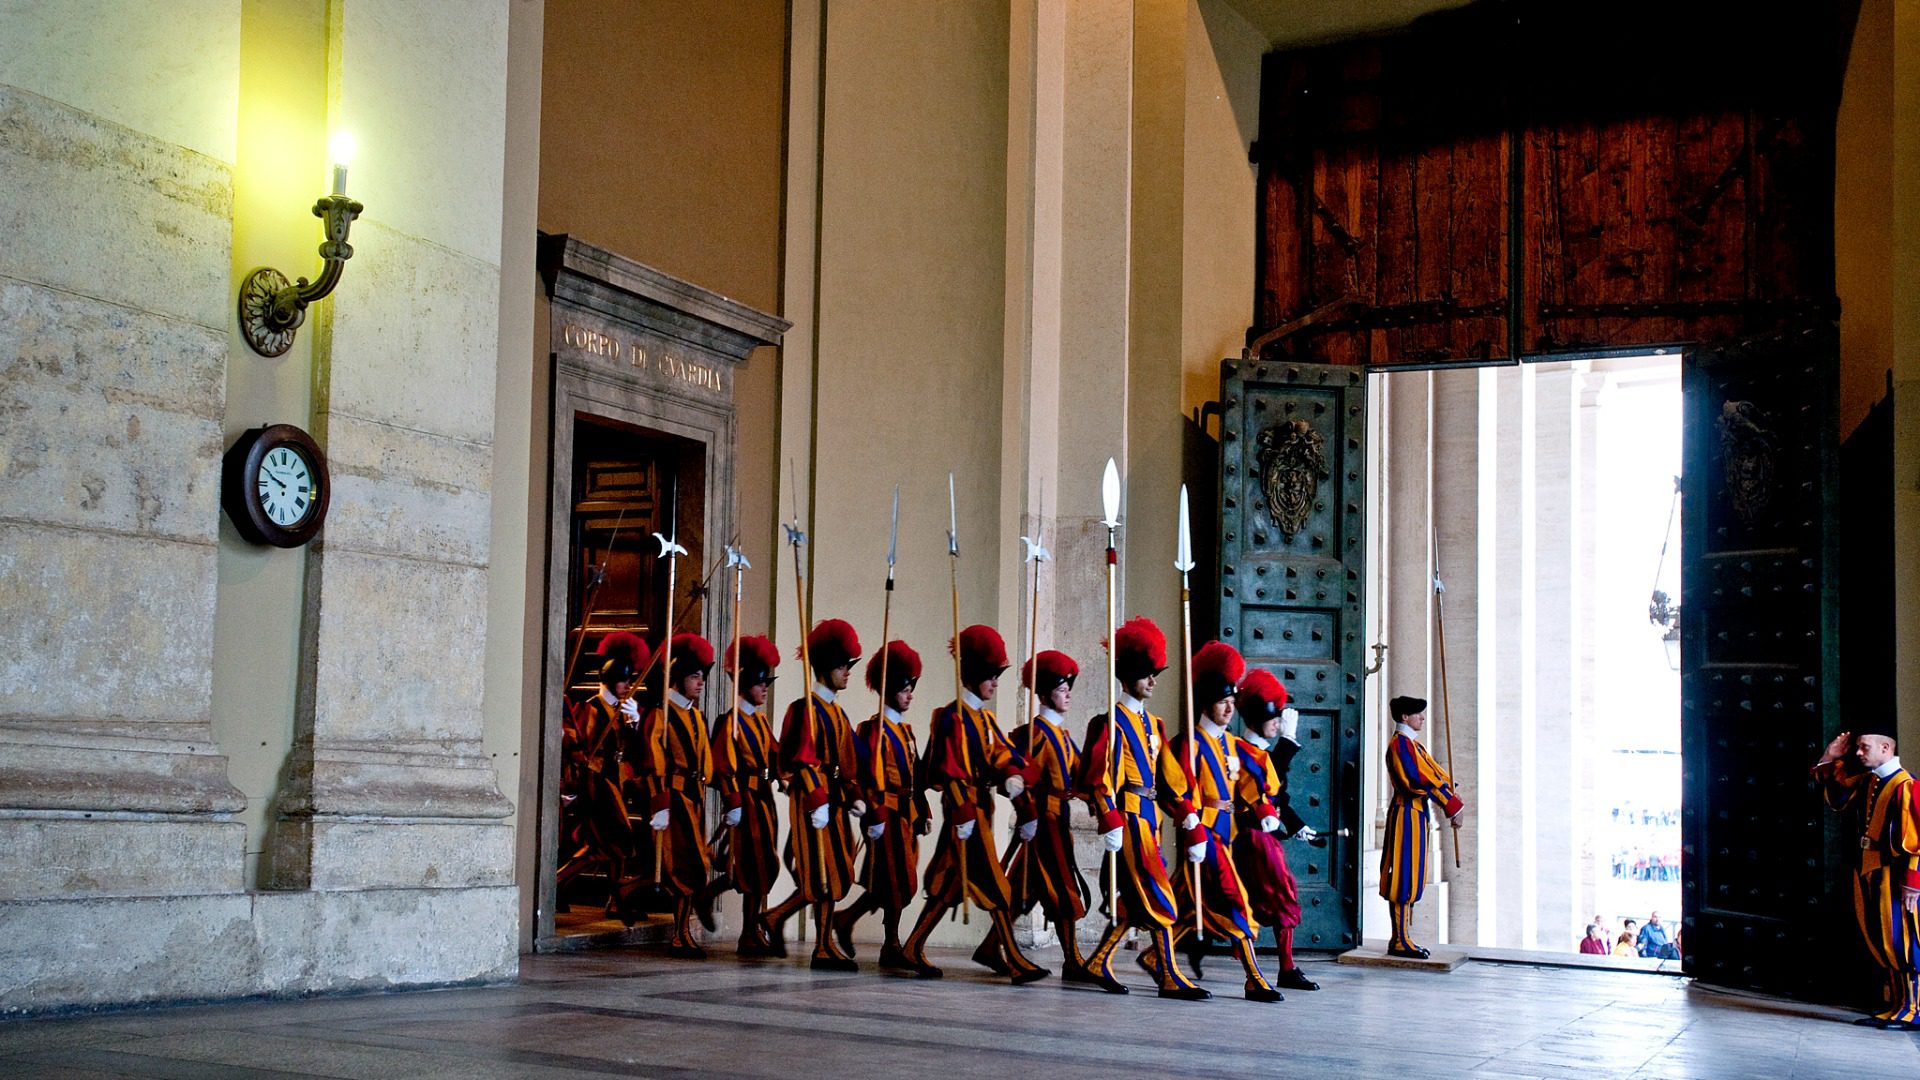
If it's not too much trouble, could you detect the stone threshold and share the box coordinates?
[1338,938,1682,976]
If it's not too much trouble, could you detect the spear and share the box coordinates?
[947,471,970,925]
[724,541,750,814]
[651,487,690,890]
[1433,526,1462,869]
[1175,484,1203,940]
[1100,458,1122,925]
[1017,492,1050,911]
[875,487,900,805]
[786,461,828,927]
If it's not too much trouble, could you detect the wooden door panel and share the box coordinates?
[1217,359,1367,949]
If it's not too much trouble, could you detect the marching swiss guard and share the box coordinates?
[704,634,784,956]
[833,639,930,970]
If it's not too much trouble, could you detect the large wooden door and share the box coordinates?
[1680,325,1842,997]
[1216,359,1367,949]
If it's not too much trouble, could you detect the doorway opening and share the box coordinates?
[549,413,707,944]
[1362,352,1683,969]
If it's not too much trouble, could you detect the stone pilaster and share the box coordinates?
[1432,367,1490,945]
[0,77,245,899]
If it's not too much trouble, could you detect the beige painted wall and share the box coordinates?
[1893,1,1919,756]
[1838,2,1895,442]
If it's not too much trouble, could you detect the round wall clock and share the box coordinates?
[221,423,331,547]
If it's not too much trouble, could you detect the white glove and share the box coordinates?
[809,804,830,829]
[1260,815,1282,833]
[723,807,742,827]
[649,808,669,831]
[620,698,641,725]
[1181,812,1200,830]
[1018,819,1038,842]
[956,818,976,841]
[1102,827,1125,852]
[867,820,887,840]
[1293,824,1318,843]
[1278,706,1299,743]
[1004,774,1026,799]
[851,799,868,818]
[1187,840,1208,863]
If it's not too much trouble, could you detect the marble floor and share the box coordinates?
[3,944,1916,1079]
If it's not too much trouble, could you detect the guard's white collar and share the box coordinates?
[1244,730,1272,751]
[961,688,986,711]
[812,683,837,705]
[1119,692,1146,714]
[1874,756,1904,779]
[668,689,693,711]
[1201,718,1228,739]
[736,699,760,715]
[599,687,620,708]
[884,705,905,723]
[1395,722,1419,740]
[1038,706,1065,725]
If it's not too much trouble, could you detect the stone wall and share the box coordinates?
[0,0,518,1013]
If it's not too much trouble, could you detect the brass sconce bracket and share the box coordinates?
[238,193,363,357]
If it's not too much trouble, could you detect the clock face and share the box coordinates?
[255,445,319,527]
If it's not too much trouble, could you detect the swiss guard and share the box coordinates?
[640,632,717,958]
[1232,667,1320,991]
[704,634,783,956]
[899,625,1049,983]
[1381,694,1464,959]
[563,631,649,925]
[1078,616,1209,999]
[834,639,930,970]
[1813,722,1920,1029]
[765,619,864,970]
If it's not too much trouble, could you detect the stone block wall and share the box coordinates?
[0,0,517,1014]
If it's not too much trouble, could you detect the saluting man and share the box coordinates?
[639,632,717,959]
[1077,616,1210,999]
[833,639,930,970]
[1143,642,1283,1003]
[1380,694,1464,959]
[703,634,783,957]
[984,650,1095,983]
[1232,667,1319,992]
[1813,722,1920,1029]
[765,619,864,970]
[898,625,1049,984]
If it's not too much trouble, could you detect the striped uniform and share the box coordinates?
[901,696,1044,978]
[1380,730,1462,952]
[710,701,780,896]
[1078,700,1207,991]
[639,695,713,950]
[854,708,927,908]
[1154,723,1275,993]
[1814,758,1920,1024]
[1002,710,1090,924]
[561,692,643,921]
[778,688,859,903]
[1231,736,1303,932]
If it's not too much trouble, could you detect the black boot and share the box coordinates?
[1157,985,1211,1001]
[1387,944,1430,960]
[972,940,1012,976]
[1275,966,1320,991]
[1244,982,1284,1003]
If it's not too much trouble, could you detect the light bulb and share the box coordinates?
[328,131,357,195]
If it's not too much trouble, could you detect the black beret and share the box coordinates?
[1389,695,1427,721]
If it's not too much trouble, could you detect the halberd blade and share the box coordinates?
[1175,484,1194,574]
[1101,458,1120,529]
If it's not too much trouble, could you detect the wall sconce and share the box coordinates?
[238,132,363,357]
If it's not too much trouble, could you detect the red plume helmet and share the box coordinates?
[596,631,649,684]
[1109,616,1168,681]
[950,624,1010,684]
[805,618,863,673]
[1022,649,1079,695]
[725,635,781,687]
[666,632,716,682]
[1192,640,1246,704]
[1236,667,1289,724]
[866,639,923,694]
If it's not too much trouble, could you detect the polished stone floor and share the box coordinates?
[3,943,1916,1079]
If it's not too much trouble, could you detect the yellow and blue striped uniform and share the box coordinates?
[1815,759,1920,1024]
[1381,730,1462,951]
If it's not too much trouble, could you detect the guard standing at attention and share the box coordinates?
[1813,723,1920,1029]
[1077,616,1210,999]
[702,634,783,956]
[640,632,717,958]
[566,631,650,925]
[833,639,930,970]
[898,625,1048,984]
[1380,694,1463,959]
[764,619,864,970]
